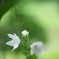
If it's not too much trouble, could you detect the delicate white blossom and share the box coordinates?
[6,33,20,51]
[30,42,47,57]
[22,30,29,37]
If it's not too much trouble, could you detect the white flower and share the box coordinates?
[22,30,29,37]
[6,33,20,51]
[30,42,47,57]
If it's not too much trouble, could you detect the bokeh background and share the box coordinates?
[0,0,59,59]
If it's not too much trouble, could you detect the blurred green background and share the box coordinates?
[0,0,59,59]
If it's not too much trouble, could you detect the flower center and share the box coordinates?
[34,45,38,48]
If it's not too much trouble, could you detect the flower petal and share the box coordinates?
[30,42,42,48]
[6,41,15,46]
[30,42,47,57]
[6,33,20,51]
[41,45,48,51]
[35,42,42,45]
[7,33,20,40]
[7,34,15,40]
[12,45,18,51]
[30,48,35,55]
[35,50,42,57]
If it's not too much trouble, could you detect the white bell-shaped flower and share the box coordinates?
[6,33,20,51]
[30,42,47,57]
[22,30,29,37]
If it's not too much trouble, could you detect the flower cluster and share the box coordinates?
[6,30,47,58]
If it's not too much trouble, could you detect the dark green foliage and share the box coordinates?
[0,0,21,19]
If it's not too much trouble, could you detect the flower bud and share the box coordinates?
[22,30,29,37]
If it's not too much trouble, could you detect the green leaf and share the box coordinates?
[0,0,20,19]
[27,56,32,59]
[23,52,28,56]
[27,55,37,59]
[0,0,14,19]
